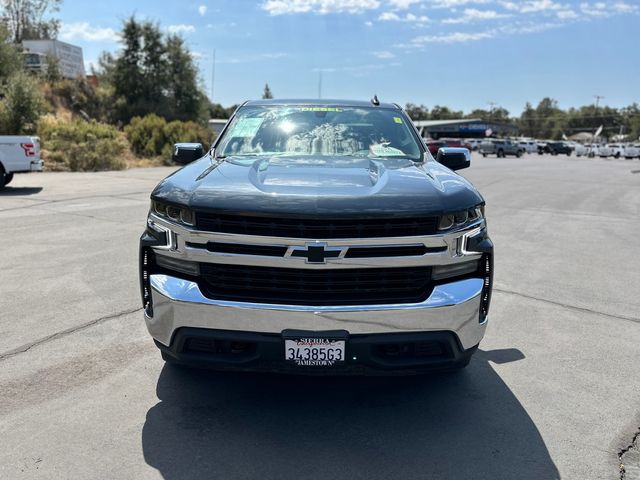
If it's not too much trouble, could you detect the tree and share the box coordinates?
[430,105,463,120]
[0,25,22,80]
[262,83,273,99]
[0,70,44,134]
[165,34,206,121]
[0,0,62,42]
[208,102,237,119]
[106,17,206,123]
[404,103,429,121]
[44,53,61,82]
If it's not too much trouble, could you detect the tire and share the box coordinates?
[515,150,522,158]
[482,153,487,158]
[567,152,571,157]
[497,149,504,158]
[3,173,14,185]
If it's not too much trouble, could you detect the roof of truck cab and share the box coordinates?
[243,99,401,109]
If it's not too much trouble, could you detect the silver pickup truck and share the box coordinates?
[479,139,524,158]
[0,135,43,187]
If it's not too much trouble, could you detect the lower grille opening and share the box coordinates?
[373,341,452,361]
[183,337,257,357]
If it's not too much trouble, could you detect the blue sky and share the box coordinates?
[57,0,640,114]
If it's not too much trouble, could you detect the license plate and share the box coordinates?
[284,338,346,366]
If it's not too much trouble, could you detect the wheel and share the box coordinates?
[567,152,571,157]
[516,150,522,158]
[497,149,504,158]
[3,173,14,185]
[614,152,620,158]
[482,153,487,158]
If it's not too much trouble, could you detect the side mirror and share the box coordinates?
[436,147,471,171]
[172,143,204,165]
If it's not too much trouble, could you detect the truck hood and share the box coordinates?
[151,155,484,217]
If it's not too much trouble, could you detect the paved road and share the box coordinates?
[1,155,639,479]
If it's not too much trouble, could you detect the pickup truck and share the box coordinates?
[139,99,493,375]
[541,141,573,156]
[479,139,524,158]
[599,144,625,158]
[0,135,43,187]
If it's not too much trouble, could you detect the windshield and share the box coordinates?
[216,106,422,161]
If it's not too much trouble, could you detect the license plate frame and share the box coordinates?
[282,330,348,367]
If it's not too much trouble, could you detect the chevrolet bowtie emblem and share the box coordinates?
[287,243,346,264]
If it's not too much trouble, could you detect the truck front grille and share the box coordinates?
[195,213,439,239]
[199,264,434,306]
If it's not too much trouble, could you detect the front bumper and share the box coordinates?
[145,273,487,352]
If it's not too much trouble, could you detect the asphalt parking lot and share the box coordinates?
[1,153,639,479]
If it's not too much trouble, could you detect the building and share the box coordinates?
[208,119,228,136]
[413,118,518,139]
[22,39,85,79]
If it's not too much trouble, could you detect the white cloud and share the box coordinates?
[556,9,578,18]
[442,8,510,23]
[262,0,380,15]
[428,0,491,8]
[580,1,638,16]
[372,50,396,58]
[59,22,118,42]
[378,11,430,21]
[167,24,196,34]
[612,1,639,13]
[198,5,207,15]
[365,20,374,25]
[389,0,422,8]
[501,0,564,13]
[407,30,495,45]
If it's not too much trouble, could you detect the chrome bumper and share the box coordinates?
[145,274,487,350]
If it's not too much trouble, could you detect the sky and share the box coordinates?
[56,0,640,115]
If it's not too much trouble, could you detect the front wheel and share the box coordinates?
[3,173,14,186]
[497,149,504,158]
[482,153,487,158]
[516,150,522,158]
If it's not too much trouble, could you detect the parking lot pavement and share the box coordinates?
[1,155,639,479]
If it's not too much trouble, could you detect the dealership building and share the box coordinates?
[413,118,518,139]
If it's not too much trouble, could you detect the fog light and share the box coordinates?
[155,254,200,276]
[432,260,479,281]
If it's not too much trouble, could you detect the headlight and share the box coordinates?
[438,206,484,231]
[151,200,195,226]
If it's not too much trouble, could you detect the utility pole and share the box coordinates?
[594,95,604,109]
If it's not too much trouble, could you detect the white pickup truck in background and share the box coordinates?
[0,136,43,188]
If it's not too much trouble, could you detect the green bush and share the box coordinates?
[50,78,116,123]
[125,114,213,158]
[0,71,45,135]
[38,117,128,171]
